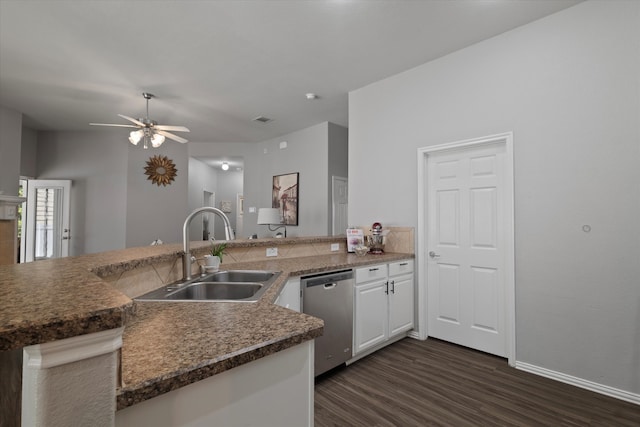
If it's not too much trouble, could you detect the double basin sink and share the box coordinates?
[135,270,281,303]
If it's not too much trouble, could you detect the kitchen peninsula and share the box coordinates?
[0,233,414,426]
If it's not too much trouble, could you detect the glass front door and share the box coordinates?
[24,180,71,262]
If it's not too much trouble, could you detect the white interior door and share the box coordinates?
[332,176,348,235]
[24,180,71,262]
[426,139,512,358]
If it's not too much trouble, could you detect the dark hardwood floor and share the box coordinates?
[314,338,640,427]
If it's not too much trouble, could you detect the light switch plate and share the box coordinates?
[266,247,278,257]
[330,243,339,252]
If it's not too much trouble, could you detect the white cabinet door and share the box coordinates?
[389,273,414,336]
[276,278,301,312]
[353,279,388,354]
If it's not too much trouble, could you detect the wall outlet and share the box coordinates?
[330,243,340,252]
[266,247,278,257]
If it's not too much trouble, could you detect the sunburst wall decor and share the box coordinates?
[144,155,177,186]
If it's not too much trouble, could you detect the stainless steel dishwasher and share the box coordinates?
[302,269,354,376]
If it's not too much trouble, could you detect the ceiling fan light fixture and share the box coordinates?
[129,129,144,145]
[91,92,190,147]
[221,162,229,171]
[151,133,165,148]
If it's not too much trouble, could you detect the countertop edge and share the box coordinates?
[0,302,134,352]
[116,324,323,410]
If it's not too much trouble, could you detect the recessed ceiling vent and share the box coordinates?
[253,116,273,123]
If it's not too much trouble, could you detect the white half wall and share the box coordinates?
[349,1,640,395]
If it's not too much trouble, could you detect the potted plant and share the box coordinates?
[204,242,227,271]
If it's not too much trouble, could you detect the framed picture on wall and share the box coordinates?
[272,172,299,226]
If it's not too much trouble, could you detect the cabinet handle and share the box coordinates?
[369,268,379,272]
[385,281,389,294]
[399,262,408,266]
[391,280,395,294]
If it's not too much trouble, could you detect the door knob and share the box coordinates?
[429,251,440,259]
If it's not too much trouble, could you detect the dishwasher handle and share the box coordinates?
[323,283,337,290]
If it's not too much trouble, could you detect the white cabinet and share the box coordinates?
[388,260,414,336]
[275,277,301,312]
[353,272,389,353]
[353,260,414,356]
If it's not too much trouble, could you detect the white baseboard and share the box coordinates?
[516,361,640,406]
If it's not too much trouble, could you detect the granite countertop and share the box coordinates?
[0,237,412,410]
[0,256,133,351]
[117,251,413,409]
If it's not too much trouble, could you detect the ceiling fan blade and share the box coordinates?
[117,114,145,127]
[156,130,188,144]
[90,123,137,128]
[154,125,190,132]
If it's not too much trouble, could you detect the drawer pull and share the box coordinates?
[399,262,408,266]
[369,268,379,272]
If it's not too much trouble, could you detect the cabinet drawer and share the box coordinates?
[389,259,413,276]
[355,264,388,283]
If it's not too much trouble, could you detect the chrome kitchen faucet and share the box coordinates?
[182,207,235,280]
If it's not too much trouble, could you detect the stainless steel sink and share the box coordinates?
[164,282,263,300]
[203,270,277,283]
[134,270,281,303]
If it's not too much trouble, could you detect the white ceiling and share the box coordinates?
[0,0,580,144]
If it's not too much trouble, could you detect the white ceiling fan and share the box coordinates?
[90,92,190,148]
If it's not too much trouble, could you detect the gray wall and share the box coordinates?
[20,127,37,178]
[348,1,639,395]
[327,122,349,232]
[253,122,329,238]
[37,131,129,254]
[187,157,219,242]
[214,169,243,239]
[0,106,22,195]
[36,129,190,252]
[125,139,189,247]
[191,122,347,239]
[13,120,343,255]
[189,141,256,239]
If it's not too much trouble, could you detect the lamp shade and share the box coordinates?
[151,133,165,148]
[257,208,282,225]
[129,129,143,145]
